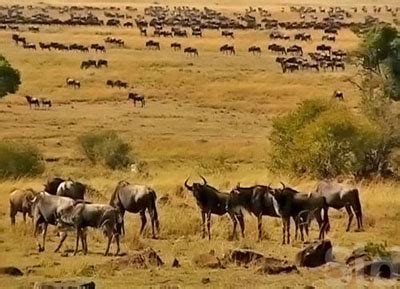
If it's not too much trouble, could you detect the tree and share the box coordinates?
[0,55,21,98]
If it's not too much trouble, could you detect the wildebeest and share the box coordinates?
[183,47,198,57]
[12,34,26,45]
[315,181,363,232]
[80,60,97,69]
[220,44,235,55]
[66,77,80,89]
[128,92,145,107]
[248,46,261,55]
[41,98,52,109]
[44,177,65,195]
[97,59,108,68]
[333,90,344,101]
[25,95,40,109]
[227,185,280,240]
[145,40,160,50]
[56,180,86,200]
[91,43,106,53]
[23,42,36,50]
[9,188,36,225]
[58,203,122,256]
[170,42,181,51]
[221,30,234,38]
[287,45,303,56]
[272,184,330,244]
[30,192,76,252]
[268,44,286,54]
[184,176,244,240]
[109,180,159,238]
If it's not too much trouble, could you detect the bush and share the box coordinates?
[269,99,381,178]
[78,131,132,170]
[0,55,21,98]
[0,141,44,178]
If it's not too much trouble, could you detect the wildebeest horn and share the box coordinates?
[184,177,193,191]
[200,175,207,185]
[280,182,286,189]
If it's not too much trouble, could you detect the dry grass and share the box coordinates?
[0,0,400,288]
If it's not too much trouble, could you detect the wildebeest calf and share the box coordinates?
[9,188,36,225]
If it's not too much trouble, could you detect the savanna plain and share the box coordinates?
[0,0,400,288]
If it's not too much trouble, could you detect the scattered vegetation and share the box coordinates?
[364,241,390,258]
[0,141,44,178]
[0,54,21,98]
[78,131,133,170]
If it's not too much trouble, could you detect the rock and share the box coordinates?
[201,277,211,284]
[256,257,298,275]
[346,248,372,266]
[0,266,23,276]
[172,258,181,268]
[193,253,224,269]
[226,249,265,266]
[33,280,95,289]
[111,247,163,269]
[296,240,333,267]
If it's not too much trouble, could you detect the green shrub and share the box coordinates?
[0,55,21,98]
[0,141,44,178]
[78,131,132,170]
[269,99,381,178]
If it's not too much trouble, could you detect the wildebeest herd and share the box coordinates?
[10,175,363,256]
[2,3,399,110]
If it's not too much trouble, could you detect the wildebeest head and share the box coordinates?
[184,175,207,193]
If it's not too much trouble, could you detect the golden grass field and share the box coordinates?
[0,0,400,288]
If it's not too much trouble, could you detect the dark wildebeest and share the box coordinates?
[66,78,80,89]
[315,181,363,232]
[56,180,86,200]
[171,42,182,51]
[333,90,344,101]
[9,188,36,225]
[220,44,235,55]
[58,203,122,256]
[41,98,52,109]
[183,47,199,57]
[128,92,145,107]
[145,40,160,50]
[272,184,330,244]
[248,46,261,55]
[23,43,36,50]
[184,176,244,240]
[44,177,65,195]
[80,60,97,69]
[25,95,40,109]
[109,180,159,238]
[30,192,76,252]
[221,30,234,38]
[106,80,115,88]
[227,185,280,240]
[97,59,108,68]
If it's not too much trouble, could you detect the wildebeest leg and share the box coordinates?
[206,212,212,240]
[23,212,26,222]
[114,234,120,256]
[257,214,263,241]
[286,218,291,244]
[104,232,112,256]
[201,211,206,239]
[39,223,48,252]
[228,212,237,240]
[149,208,157,239]
[139,210,147,235]
[345,204,354,232]
[237,214,245,238]
[9,203,16,225]
[73,228,80,256]
[54,231,68,253]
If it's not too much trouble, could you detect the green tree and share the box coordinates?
[0,55,21,98]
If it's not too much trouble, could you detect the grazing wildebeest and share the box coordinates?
[66,78,80,89]
[113,80,128,88]
[58,203,122,256]
[184,176,244,240]
[80,60,97,69]
[145,40,160,50]
[44,177,65,195]
[109,180,159,238]
[221,30,234,38]
[322,34,336,42]
[97,59,108,68]
[272,184,330,244]
[41,98,52,109]
[23,43,36,50]
[315,181,363,232]
[9,188,36,225]
[268,44,286,54]
[171,42,181,51]
[30,192,76,252]
[25,95,40,109]
[56,180,86,200]
[139,27,147,36]
[39,42,51,50]
[248,46,261,55]
[91,44,106,53]
[227,185,280,240]
[333,90,344,101]
[220,44,235,55]
[128,92,145,107]
[287,45,303,56]
[183,47,198,57]
[316,44,332,54]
